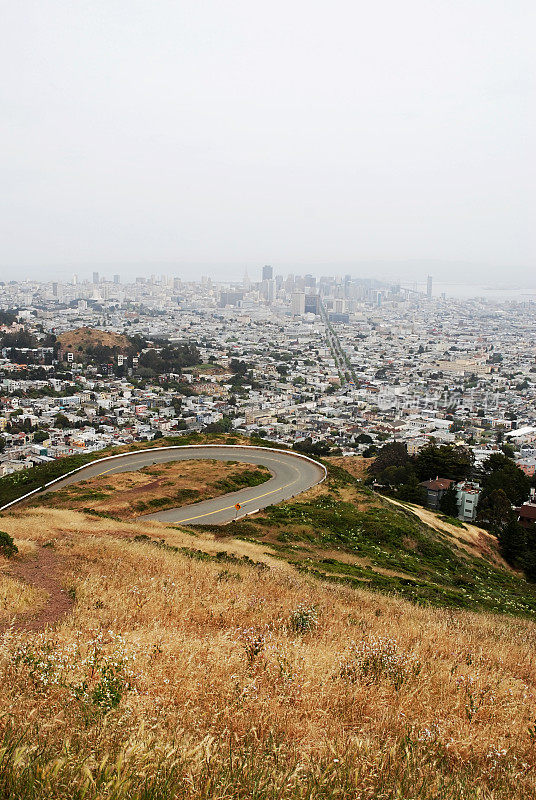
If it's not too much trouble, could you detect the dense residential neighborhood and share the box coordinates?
[1,271,535,527]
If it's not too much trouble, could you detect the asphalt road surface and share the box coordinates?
[42,446,325,525]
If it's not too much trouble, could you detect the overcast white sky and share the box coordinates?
[1,1,534,283]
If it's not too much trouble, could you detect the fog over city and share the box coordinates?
[1,1,534,286]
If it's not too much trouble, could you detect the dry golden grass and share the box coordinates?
[0,574,47,619]
[327,454,369,480]
[0,506,535,798]
[31,459,271,519]
[0,538,37,560]
[0,508,285,569]
[57,326,130,353]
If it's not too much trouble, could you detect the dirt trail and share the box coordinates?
[2,547,73,632]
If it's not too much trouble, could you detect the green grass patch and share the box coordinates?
[209,485,536,617]
[212,468,270,493]
[439,514,466,528]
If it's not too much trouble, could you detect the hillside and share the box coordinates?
[1,443,536,798]
[201,461,536,616]
[57,326,131,353]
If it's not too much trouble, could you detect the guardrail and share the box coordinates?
[0,444,327,514]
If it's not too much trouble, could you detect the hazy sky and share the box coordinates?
[1,1,534,283]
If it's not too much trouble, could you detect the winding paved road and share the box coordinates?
[38,445,326,525]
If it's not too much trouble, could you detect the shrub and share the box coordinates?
[13,632,135,713]
[239,627,269,665]
[289,604,319,635]
[339,636,421,690]
[0,530,17,558]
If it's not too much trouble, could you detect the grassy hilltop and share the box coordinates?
[1,437,536,799]
[56,326,131,354]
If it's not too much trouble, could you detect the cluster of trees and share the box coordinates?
[292,438,341,458]
[0,328,57,365]
[0,330,38,349]
[203,416,234,434]
[473,453,536,578]
[413,443,474,482]
[368,441,536,581]
[476,453,530,527]
[229,359,250,375]
[4,416,38,435]
[227,359,260,391]
[498,520,536,581]
[137,342,200,377]
[367,441,475,504]
[0,311,17,327]
[84,344,124,365]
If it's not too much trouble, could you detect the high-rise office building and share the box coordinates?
[304,293,320,315]
[284,274,295,291]
[262,279,275,303]
[334,298,346,314]
[427,275,433,298]
[219,291,244,308]
[262,264,273,281]
[92,271,99,284]
[291,292,305,315]
[113,274,120,284]
[52,282,58,297]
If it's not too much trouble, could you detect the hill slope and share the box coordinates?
[0,503,535,798]
[57,326,131,353]
[1,445,536,798]
[201,460,536,616]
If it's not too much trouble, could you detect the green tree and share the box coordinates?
[480,453,530,506]
[369,442,409,477]
[293,438,333,457]
[204,416,233,433]
[439,484,459,517]
[0,531,18,558]
[229,359,249,375]
[500,443,515,459]
[476,489,512,532]
[414,443,473,482]
[498,519,526,566]
[397,479,427,504]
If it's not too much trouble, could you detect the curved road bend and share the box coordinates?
[41,446,325,525]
